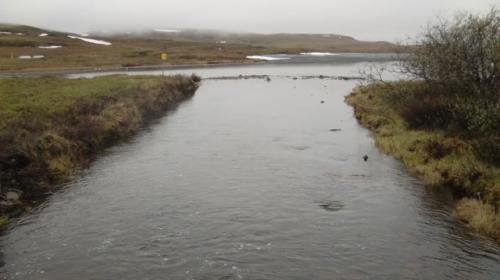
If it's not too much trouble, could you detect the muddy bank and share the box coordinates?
[0,75,200,227]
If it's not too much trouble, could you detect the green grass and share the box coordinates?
[0,216,9,230]
[346,82,500,242]
[0,76,177,127]
[0,74,200,222]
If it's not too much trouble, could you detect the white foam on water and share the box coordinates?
[68,35,112,46]
[246,55,290,61]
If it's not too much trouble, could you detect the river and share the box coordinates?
[1,61,500,279]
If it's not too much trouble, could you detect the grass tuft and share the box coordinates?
[455,199,500,241]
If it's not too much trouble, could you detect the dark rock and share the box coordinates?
[31,192,53,199]
[320,100,325,104]
[363,155,369,162]
[6,208,24,218]
[1,154,30,169]
[317,200,344,212]
[329,129,342,132]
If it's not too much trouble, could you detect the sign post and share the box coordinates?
[161,52,168,76]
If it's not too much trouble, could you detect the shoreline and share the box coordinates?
[0,61,260,77]
[0,75,200,229]
[346,84,500,242]
[0,52,403,77]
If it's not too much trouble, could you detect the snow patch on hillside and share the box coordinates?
[246,55,290,61]
[68,35,112,46]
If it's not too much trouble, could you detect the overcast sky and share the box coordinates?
[1,0,497,41]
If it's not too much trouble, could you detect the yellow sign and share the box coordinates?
[161,53,168,61]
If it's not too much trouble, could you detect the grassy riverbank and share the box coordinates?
[346,82,500,241]
[0,75,200,227]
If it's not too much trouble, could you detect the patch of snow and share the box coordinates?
[18,55,45,59]
[68,35,112,46]
[15,33,24,36]
[38,45,62,49]
[154,29,180,33]
[246,55,290,61]
[80,33,89,37]
[218,41,227,44]
[300,52,339,56]
[0,31,12,35]
[39,33,48,37]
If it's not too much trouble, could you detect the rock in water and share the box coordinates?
[363,155,369,162]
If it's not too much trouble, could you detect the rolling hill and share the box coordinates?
[0,24,400,72]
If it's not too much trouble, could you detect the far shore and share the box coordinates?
[0,53,403,77]
[0,61,260,77]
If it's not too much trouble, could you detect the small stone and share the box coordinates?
[6,192,20,201]
[363,155,369,162]
[0,200,13,207]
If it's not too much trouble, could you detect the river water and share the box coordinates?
[1,62,500,279]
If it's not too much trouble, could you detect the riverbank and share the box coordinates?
[0,75,200,228]
[0,52,401,78]
[0,61,257,77]
[346,83,500,242]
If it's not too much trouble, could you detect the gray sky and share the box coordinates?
[1,0,497,41]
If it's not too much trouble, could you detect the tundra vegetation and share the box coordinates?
[0,24,398,72]
[0,75,200,227]
[347,9,500,241]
